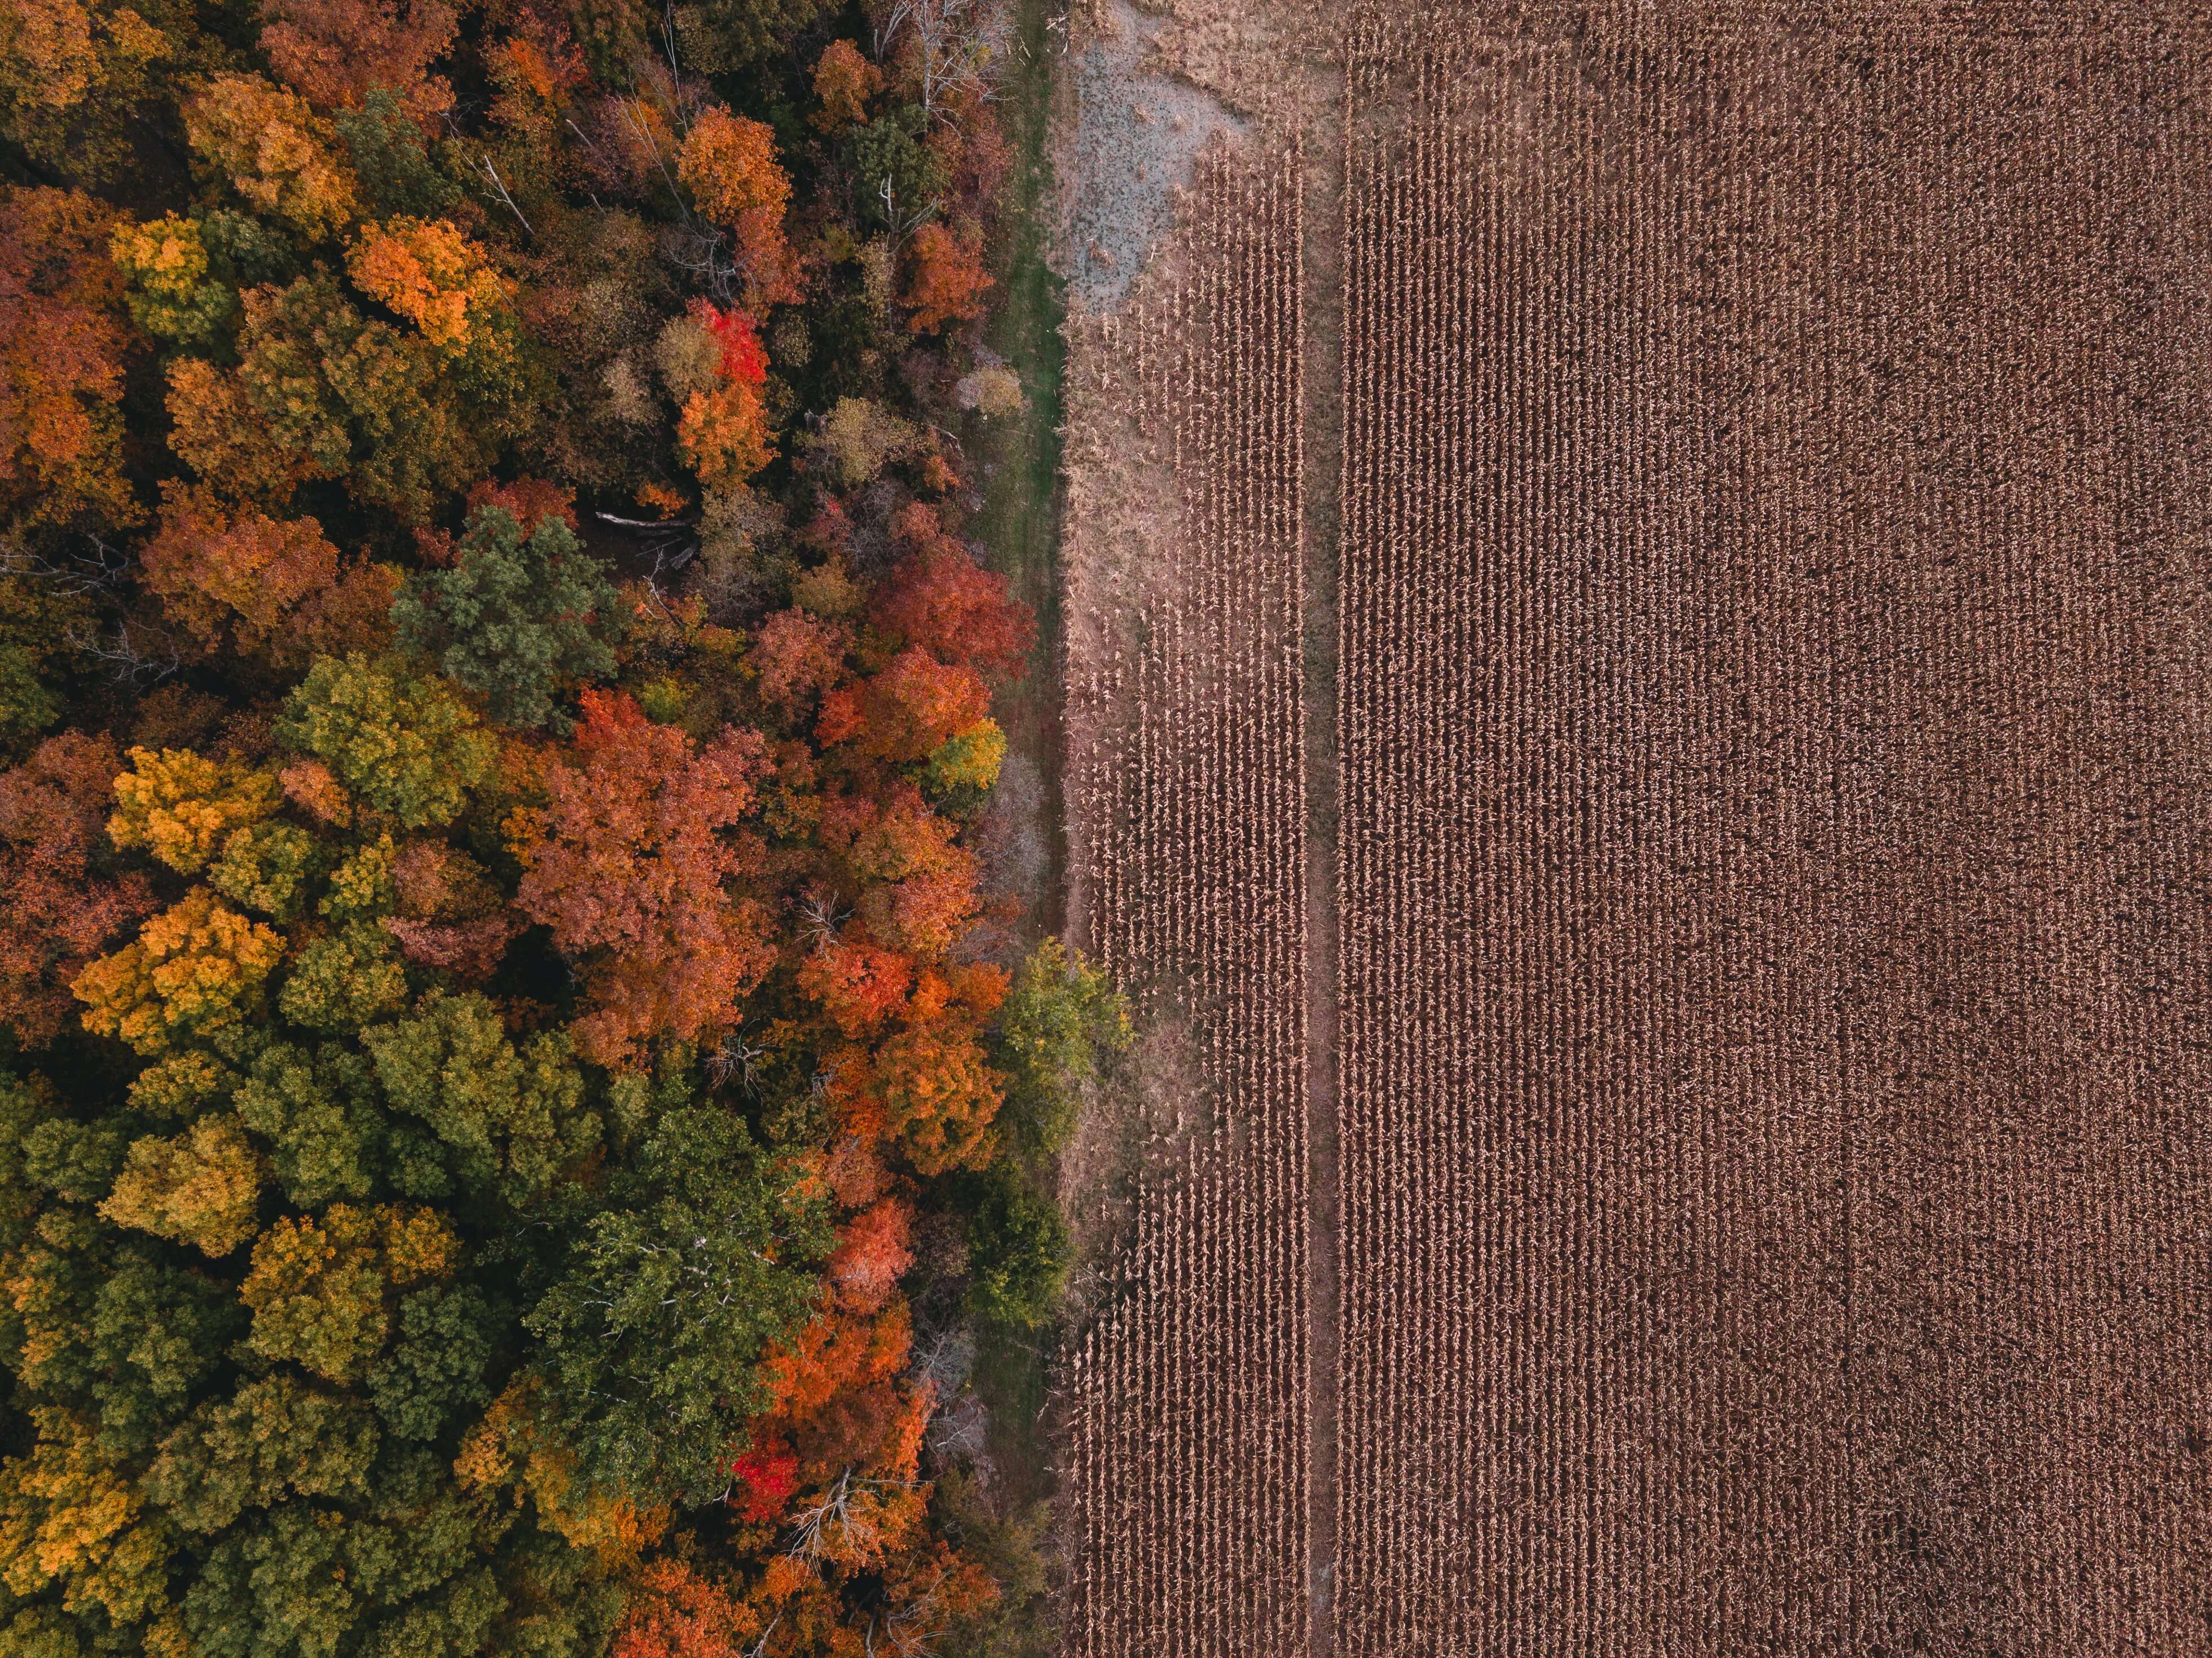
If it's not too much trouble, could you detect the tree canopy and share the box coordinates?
[0,1,1117,1652]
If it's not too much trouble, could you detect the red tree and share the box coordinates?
[0,733,157,1046]
[820,784,980,961]
[1,188,137,531]
[514,689,779,1066]
[260,0,458,119]
[798,933,912,1037]
[876,504,1034,683]
[816,648,988,767]
[751,608,848,718]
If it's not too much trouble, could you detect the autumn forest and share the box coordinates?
[0,0,1114,1653]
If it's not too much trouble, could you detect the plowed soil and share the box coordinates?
[1058,3,2212,1652]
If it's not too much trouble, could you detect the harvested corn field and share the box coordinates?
[1060,134,1313,1657]
[1058,1,2212,1652]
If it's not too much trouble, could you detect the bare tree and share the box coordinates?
[872,0,1012,129]
[798,889,851,946]
[0,532,130,599]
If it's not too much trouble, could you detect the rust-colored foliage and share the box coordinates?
[260,0,456,118]
[514,688,778,1066]
[877,504,1034,683]
[901,221,990,336]
[810,39,880,131]
[798,934,911,1038]
[0,187,136,531]
[820,636,995,773]
[465,474,576,536]
[162,355,309,509]
[0,733,156,1048]
[873,1018,1000,1175]
[826,1196,911,1313]
[140,492,397,665]
[821,784,980,962]
[611,1560,759,1658]
[383,841,518,979]
[751,608,848,718]
[760,1298,910,1431]
[142,498,328,648]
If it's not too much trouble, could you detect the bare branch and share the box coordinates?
[477,153,535,237]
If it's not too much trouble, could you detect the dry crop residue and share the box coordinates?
[1058,1,2212,1651]
[1059,135,1313,1656]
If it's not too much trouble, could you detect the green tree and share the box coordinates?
[366,1283,496,1441]
[107,210,286,351]
[86,1250,245,1459]
[334,89,463,221]
[392,505,619,731]
[234,1038,441,1207]
[362,990,599,1208]
[0,575,93,755]
[276,654,495,829]
[276,923,409,1032]
[958,1166,1069,1330]
[669,0,835,73]
[525,1106,829,1506]
[847,104,950,232]
[143,1375,380,1533]
[991,939,1129,1158]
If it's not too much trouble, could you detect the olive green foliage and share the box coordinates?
[236,274,522,522]
[0,575,90,754]
[277,923,410,1030]
[670,0,835,73]
[957,1166,1068,1330]
[0,740,630,1657]
[392,506,620,731]
[335,91,464,222]
[930,1467,1054,1658]
[276,654,495,828]
[367,1283,497,1440]
[847,105,951,230]
[208,819,320,921]
[525,1106,830,1506]
[991,939,1130,1159]
[113,210,289,350]
[362,991,599,1208]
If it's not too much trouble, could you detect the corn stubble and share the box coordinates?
[1067,3,2212,1652]
[1062,135,1312,1658]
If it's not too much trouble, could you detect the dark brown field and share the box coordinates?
[1064,2,2212,1651]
